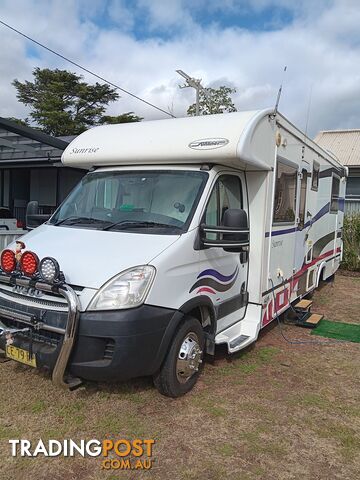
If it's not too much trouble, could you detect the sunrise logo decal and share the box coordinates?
[189,266,239,295]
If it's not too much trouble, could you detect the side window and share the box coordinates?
[330,175,340,213]
[298,169,308,229]
[311,161,320,191]
[205,186,218,229]
[204,175,243,238]
[273,160,297,224]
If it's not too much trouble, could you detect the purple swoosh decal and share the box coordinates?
[197,266,238,283]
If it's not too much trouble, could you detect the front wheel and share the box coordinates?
[153,317,204,398]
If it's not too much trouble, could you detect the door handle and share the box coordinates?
[240,251,248,264]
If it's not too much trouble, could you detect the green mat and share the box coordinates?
[311,319,360,343]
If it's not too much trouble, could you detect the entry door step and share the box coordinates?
[284,310,323,328]
[294,299,313,311]
[305,314,323,326]
[229,335,250,350]
[295,313,324,328]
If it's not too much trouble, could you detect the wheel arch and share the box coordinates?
[152,296,217,373]
[316,261,327,286]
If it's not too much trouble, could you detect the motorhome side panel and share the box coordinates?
[261,123,345,327]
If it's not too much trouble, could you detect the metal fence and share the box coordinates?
[0,231,24,250]
[13,205,57,225]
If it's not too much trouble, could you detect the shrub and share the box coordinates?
[342,214,360,271]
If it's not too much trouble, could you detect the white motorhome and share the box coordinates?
[0,109,346,396]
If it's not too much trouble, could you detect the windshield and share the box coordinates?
[49,170,208,234]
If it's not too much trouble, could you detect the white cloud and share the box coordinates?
[0,0,359,136]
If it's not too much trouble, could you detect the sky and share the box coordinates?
[0,0,360,137]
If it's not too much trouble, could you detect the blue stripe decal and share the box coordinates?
[303,202,330,228]
[266,227,297,237]
[265,199,343,238]
[197,266,238,282]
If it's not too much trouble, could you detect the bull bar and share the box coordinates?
[0,273,81,389]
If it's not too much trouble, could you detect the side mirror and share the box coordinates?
[200,208,249,252]
[26,201,51,230]
[222,209,249,252]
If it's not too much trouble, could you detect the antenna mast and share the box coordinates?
[273,66,287,116]
[304,84,314,141]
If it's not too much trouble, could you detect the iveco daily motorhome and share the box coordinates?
[0,109,346,396]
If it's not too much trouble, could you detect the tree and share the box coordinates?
[12,68,139,136]
[99,112,143,124]
[5,117,30,127]
[187,86,237,116]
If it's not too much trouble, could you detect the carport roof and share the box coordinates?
[0,117,73,165]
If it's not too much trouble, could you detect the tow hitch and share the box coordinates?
[0,322,30,337]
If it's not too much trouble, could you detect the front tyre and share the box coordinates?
[153,316,204,398]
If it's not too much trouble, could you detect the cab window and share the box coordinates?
[204,175,243,239]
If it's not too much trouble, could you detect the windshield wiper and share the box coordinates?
[102,220,181,231]
[53,216,109,227]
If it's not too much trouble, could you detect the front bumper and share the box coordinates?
[0,274,178,385]
[69,305,176,382]
[0,273,80,388]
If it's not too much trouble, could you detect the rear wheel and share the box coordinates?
[153,316,204,398]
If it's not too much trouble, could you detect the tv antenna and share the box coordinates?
[304,83,314,141]
[272,66,287,117]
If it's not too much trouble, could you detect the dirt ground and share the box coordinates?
[0,273,359,480]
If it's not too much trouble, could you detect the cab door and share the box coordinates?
[198,173,249,333]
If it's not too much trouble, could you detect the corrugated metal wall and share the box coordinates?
[345,199,360,214]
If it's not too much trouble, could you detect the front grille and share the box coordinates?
[0,288,68,309]
[104,340,115,360]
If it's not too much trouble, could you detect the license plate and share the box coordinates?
[6,345,37,367]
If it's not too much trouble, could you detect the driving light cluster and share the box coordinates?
[20,251,39,276]
[87,265,156,311]
[1,249,16,273]
[39,257,60,282]
[0,248,61,283]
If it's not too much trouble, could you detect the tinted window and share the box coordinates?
[204,175,243,240]
[273,161,297,223]
[298,169,308,230]
[330,175,340,213]
[311,161,320,191]
[205,175,243,226]
[346,177,360,197]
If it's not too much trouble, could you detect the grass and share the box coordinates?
[0,276,359,479]
[316,423,360,459]
[212,346,280,377]
[30,399,47,414]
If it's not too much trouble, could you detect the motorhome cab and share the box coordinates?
[0,109,346,397]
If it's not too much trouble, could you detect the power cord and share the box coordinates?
[268,277,349,346]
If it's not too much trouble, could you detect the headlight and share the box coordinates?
[87,265,156,311]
